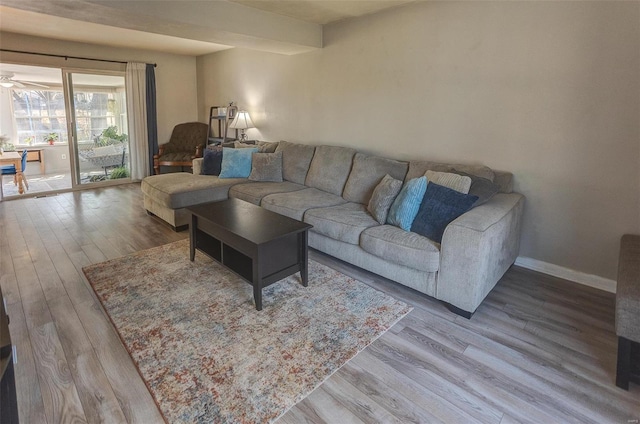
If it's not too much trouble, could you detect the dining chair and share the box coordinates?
[0,149,29,199]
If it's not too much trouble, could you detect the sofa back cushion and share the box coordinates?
[275,140,316,185]
[406,160,495,183]
[342,153,409,204]
[305,145,356,195]
[493,171,514,193]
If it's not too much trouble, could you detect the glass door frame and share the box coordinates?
[62,68,131,189]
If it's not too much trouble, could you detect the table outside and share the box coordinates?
[0,152,25,195]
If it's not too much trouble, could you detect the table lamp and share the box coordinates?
[229,111,255,142]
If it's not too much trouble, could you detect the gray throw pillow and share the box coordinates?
[249,151,283,182]
[451,169,500,207]
[367,174,403,225]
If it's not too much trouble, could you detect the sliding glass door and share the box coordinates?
[65,71,130,185]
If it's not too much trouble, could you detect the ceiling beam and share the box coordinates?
[1,0,323,55]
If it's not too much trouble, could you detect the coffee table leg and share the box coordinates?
[300,230,308,287]
[189,214,196,261]
[253,284,262,311]
[253,258,262,310]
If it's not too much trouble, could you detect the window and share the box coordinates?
[12,89,68,144]
[72,90,127,144]
[10,87,126,146]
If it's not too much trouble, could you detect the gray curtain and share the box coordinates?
[146,64,158,176]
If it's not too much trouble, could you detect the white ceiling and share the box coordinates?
[0,0,416,56]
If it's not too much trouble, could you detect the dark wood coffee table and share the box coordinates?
[187,198,313,310]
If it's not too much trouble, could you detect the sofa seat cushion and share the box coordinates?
[228,181,306,205]
[141,173,246,209]
[261,188,347,220]
[360,225,440,272]
[304,202,379,245]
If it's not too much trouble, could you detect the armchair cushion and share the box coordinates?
[159,152,196,162]
[162,122,208,154]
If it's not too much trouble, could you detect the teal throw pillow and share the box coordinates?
[219,147,258,178]
[386,176,428,231]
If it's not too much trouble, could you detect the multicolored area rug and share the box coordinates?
[83,239,411,424]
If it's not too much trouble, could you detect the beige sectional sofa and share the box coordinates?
[141,141,524,317]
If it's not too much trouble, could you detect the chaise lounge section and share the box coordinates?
[141,140,525,317]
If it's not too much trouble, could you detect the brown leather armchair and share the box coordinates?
[153,122,208,174]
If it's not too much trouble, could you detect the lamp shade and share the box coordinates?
[229,111,255,130]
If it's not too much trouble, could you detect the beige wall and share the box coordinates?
[197,1,640,280]
[0,32,198,144]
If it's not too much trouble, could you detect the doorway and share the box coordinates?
[0,63,130,198]
[65,71,129,186]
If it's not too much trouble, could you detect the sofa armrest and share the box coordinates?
[437,192,525,314]
[192,157,203,175]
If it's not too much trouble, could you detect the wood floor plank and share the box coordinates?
[366,339,500,423]
[347,350,476,423]
[293,387,366,424]
[0,243,20,305]
[460,307,617,391]
[464,344,638,423]
[68,350,128,424]
[47,295,94,359]
[319,374,405,424]
[86,230,126,260]
[4,300,48,424]
[11,250,47,306]
[74,300,165,424]
[393,327,586,424]
[80,243,109,265]
[46,247,95,306]
[30,322,87,424]
[22,299,53,330]
[21,235,68,302]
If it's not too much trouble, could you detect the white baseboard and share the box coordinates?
[514,256,617,293]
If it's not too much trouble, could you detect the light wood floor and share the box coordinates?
[0,184,637,424]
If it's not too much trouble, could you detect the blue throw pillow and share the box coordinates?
[386,176,427,231]
[219,147,258,178]
[201,148,223,176]
[411,182,478,243]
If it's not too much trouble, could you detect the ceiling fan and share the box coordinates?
[0,73,49,89]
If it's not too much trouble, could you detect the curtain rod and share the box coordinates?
[0,48,157,67]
